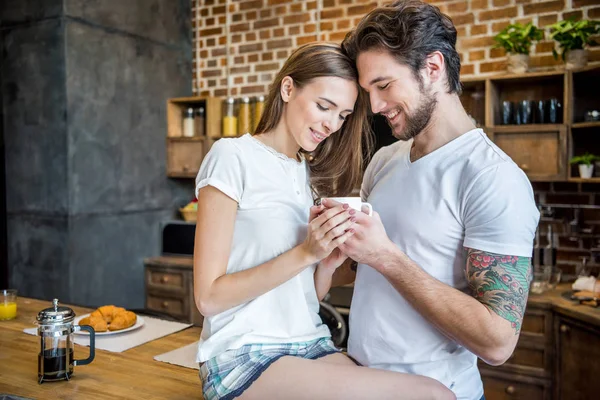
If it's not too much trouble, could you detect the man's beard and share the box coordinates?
[389,87,437,141]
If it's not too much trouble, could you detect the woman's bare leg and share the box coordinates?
[314,352,357,366]
[240,355,455,400]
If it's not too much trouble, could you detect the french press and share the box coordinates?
[36,298,95,383]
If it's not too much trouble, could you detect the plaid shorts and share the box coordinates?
[199,337,339,400]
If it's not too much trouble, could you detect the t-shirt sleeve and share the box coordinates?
[195,139,245,202]
[463,162,540,258]
[360,149,383,202]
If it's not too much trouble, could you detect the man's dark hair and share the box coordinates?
[342,0,462,95]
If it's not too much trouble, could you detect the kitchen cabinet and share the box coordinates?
[554,316,600,400]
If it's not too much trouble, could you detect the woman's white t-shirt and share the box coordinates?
[194,134,330,362]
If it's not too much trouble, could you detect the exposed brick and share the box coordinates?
[214,89,227,97]
[231,66,251,74]
[291,3,303,13]
[219,36,227,45]
[536,41,555,53]
[348,3,377,16]
[207,59,216,67]
[469,50,486,61]
[248,54,259,64]
[523,0,564,15]
[200,27,222,36]
[211,47,226,57]
[218,16,226,24]
[451,13,474,26]
[277,50,288,59]
[323,0,335,7]
[288,26,301,35]
[273,28,285,37]
[206,17,215,26]
[574,0,599,6]
[337,19,351,30]
[246,32,256,41]
[207,38,216,46]
[490,47,506,58]
[275,6,287,15]
[283,14,311,25]
[321,8,344,19]
[234,56,244,64]
[330,31,347,41]
[321,21,334,31]
[262,52,274,61]
[201,69,222,78]
[259,30,271,40]
[528,54,563,68]
[212,6,226,15]
[471,0,489,10]
[539,14,558,27]
[259,9,271,18]
[232,13,243,22]
[267,38,293,50]
[254,17,279,30]
[239,0,263,11]
[307,1,317,10]
[241,85,266,95]
[248,75,258,83]
[492,0,511,6]
[447,1,468,13]
[255,62,279,72]
[246,11,258,20]
[491,21,511,33]
[231,34,242,44]
[479,7,517,21]
[471,24,488,36]
[480,60,507,73]
[230,23,250,33]
[460,36,495,49]
[234,76,243,84]
[457,26,467,37]
[297,35,317,45]
[261,73,273,82]
[304,24,317,33]
[462,64,475,75]
[590,7,600,19]
[239,43,263,53]
[563,11,582,21]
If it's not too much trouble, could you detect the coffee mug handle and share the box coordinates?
[361,202,373,216]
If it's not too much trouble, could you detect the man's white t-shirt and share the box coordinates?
[348,129,540,400]
[194,134,330,362]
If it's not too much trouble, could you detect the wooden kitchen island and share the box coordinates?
[0,297,203,399]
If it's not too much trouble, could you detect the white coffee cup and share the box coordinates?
[320,197,373,216]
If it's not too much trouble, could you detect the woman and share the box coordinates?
[193,43,454,400]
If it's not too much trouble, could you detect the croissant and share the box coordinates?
[80,305,137,332]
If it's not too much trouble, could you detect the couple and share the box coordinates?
[192,1,540,399]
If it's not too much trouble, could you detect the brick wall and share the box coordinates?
[192,0,600,97]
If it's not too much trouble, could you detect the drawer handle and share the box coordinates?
[560,324,570,333]
[161,301,169,309]
[182,165,190,172]
[505,385,516,395]
[160,276,170,284]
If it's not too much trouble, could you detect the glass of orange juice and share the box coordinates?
[0,289,17,320]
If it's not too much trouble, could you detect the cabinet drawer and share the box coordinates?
[481,370,551,400]
[147,294,188,318]
[521,308,553,343]
[147,268,186,292]
[167,140,204,177]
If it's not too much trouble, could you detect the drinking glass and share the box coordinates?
[0,289,17,320]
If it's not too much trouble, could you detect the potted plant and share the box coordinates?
[494,23,544,74]
[549,19,600,70]
[570,153,600,179]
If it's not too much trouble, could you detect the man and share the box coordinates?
[332,1,540,399]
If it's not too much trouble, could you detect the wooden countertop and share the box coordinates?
[0,297,203,399]
[529,283,600,328]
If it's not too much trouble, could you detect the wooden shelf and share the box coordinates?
[568,178,600,183]
[572,121,600,129]
[167,171,197,179]
[167,136,206,142]
[488,69,566,82]
[491,124,565,133]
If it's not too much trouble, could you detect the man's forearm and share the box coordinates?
[372,246,518,365]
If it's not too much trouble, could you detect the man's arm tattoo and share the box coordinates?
[466,248,531,334]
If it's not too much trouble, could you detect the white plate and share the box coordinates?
[73,313,145,336]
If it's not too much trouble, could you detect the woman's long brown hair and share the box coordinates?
[254,42,373,198]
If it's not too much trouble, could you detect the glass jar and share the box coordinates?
[254,95,265,132]
[182,107,195,137]
[238,97,251,135]
[222,98,237,137]
[195,106,205,137]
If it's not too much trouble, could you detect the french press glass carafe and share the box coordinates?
[36,298,95,383]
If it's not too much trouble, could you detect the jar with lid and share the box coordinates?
[238,97,252,135]
[254,95,265,132]
[182,107,195,137]
[195,106,205,137]
[222,98,237,137]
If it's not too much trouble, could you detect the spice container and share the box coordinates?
[195,107,205,137]
[238,97,252,135]
[254,95,265,132]
[222,98,237,137]
[182,108,195,137]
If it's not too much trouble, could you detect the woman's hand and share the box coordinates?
[319,248,348,274]
[301,203,356,265]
